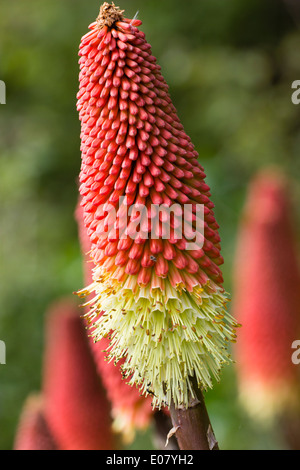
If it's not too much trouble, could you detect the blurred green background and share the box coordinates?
[1,0,300,450]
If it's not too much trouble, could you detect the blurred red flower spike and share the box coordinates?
[14,394,57,451]
[42,298,116,450]
[233,168,300,421]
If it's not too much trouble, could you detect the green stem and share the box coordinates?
[169,379,219,450]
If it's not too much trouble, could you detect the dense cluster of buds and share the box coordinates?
[233,169,300,421]
[77,3,238,409]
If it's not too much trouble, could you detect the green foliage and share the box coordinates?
[0,0,299,449]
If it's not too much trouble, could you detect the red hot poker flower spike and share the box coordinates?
[77,3,238,409]
[42,298,116,450]
[233,169,300,421]
[14,394,58,451]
